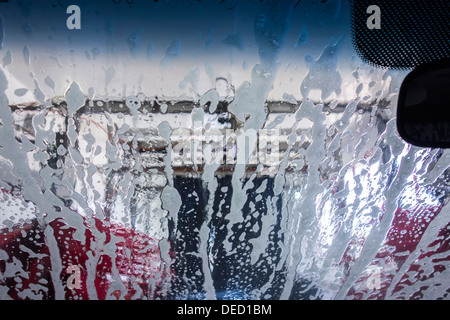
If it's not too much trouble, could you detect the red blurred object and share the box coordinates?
[341,179,449,300]
[0,190,171,300]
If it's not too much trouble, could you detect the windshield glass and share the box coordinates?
[0,0,449,300]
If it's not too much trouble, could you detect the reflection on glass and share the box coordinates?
[0,0,449,300]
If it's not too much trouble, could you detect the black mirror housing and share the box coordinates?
[397,58,450,148]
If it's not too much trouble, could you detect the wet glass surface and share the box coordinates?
[0,0,449,300]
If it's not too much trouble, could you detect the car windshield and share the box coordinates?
[0,0,449,300]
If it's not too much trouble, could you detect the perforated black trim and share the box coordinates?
[350,0,450,70]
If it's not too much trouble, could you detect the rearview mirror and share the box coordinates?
[397,59,450,148]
